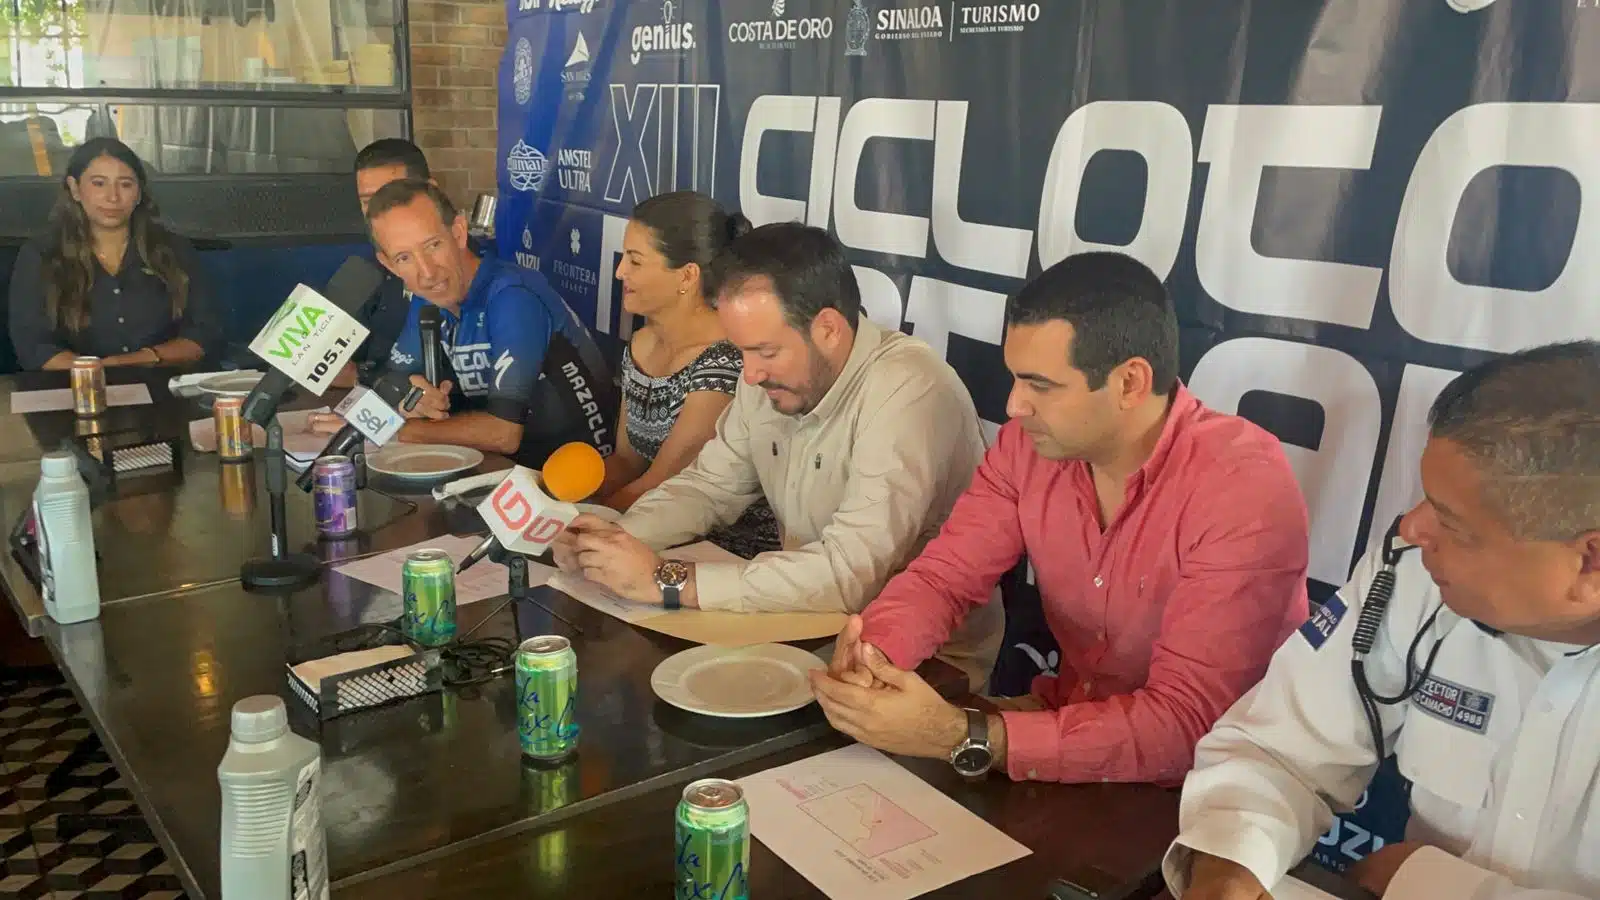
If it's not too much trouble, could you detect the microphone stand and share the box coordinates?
[242,415,320,591]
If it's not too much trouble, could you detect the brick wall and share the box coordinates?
[408,0,506,206]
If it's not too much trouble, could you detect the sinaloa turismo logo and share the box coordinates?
[846,1,945,53]
[506,140,548,192]
[631,0,695,65]
[729,0,834,50]
[954,2,1040,35]
[513,37,533,105]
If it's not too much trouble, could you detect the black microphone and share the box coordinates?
[456,532,498,574]
[241,257,386,426]
[294,371,422,492]
[419,304,444,387]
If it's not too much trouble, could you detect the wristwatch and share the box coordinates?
[655,560,690,610]
[949,708,994,779]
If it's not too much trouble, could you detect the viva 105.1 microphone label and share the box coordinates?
[250,285,371,393]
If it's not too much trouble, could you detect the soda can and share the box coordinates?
[312,456,359,538]
[70,357,105,417]
[515,635,579,761]
[217,460,255,519]
[675,779,750,900]
[212,396,252,462]
[401,549,456,647]
[520,755,578,815]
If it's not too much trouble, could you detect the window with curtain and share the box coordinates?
[0,0,409,175]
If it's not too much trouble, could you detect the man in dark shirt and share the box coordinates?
[350,138,430,370]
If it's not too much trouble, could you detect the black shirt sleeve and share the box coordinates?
[7,239,67,371]
[170,235,222,359]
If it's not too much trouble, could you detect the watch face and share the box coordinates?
[657,560,690,587]
[952,744,992,775]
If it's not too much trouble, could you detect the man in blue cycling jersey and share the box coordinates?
[313,178,616,466]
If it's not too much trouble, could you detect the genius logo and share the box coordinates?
[630,0,696,64]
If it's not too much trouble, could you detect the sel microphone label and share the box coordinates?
[334,387,406,446]
[250,284,370,395]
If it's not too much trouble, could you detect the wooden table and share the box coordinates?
[0,368,1193,900]
[337,737,1181,899]
[0,370,513,636]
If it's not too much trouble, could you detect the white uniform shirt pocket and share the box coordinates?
[1397,709,1495,855]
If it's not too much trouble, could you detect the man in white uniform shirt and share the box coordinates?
[1165,340,1600,900]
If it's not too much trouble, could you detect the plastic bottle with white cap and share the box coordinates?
[217,695,328,900]
[32,449,100,624]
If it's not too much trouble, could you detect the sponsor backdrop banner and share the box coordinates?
[499,0,1596,868]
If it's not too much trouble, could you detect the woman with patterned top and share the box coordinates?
[595,191,780,559]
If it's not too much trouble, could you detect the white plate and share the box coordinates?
[197,372,264,396]
[574,502,621,523]
[366,444,485,479]
[650,643,824,718]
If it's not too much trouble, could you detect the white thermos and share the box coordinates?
[33,449,100,624]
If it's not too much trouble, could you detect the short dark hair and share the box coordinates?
[365,178,458,238]
[1427,340,1600,541]
[631,191,753,284]
[355,138,430,181]
[704,222,861,330]
[1005,251,1178,392]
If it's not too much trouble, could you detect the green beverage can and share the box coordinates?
[675,779,750,900]
[402,549,456,647]
[515,635,579,761]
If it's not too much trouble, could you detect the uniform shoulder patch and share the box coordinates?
[1298,594,1348,651]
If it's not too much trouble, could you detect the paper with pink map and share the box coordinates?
[737,745,1030,900]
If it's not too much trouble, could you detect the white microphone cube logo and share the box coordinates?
[249,284,370,395]
[480,466,580,555]
[334,387,405,446]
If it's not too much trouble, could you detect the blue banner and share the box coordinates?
[498,0,1600,866]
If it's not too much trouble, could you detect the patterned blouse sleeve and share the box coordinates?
[684,341,742,396]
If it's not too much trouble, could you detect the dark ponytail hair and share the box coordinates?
[630,191,751,296]
[42,138,188,334]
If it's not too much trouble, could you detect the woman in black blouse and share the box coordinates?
[8,138,219,370]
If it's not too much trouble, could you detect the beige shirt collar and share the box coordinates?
[801,317,886,424]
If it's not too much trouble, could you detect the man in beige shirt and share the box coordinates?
[555,222,1004,687]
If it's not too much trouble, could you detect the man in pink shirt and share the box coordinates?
[810,251,1311,786]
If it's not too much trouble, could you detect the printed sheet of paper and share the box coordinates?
[189,407,332,454]
[331,535,553,605]
[548,542,849,644]
[1272,876,1341,900]
[11,383,153,414]
[737,744,1030,900]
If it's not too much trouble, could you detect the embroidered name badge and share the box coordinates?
[1411,673,1496,735]
[1298,594,1347,650]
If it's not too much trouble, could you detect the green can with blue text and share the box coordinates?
[402,549,456,647]
[515,635,579,761]
[675,779,749,900]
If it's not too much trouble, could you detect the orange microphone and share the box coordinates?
[539,441,606,502]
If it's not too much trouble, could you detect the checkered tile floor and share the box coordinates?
[0,670,185,900]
